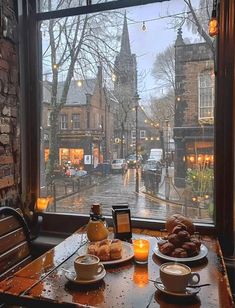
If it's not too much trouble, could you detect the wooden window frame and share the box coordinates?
[19,0,235,255]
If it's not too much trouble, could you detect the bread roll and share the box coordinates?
[166,214,195,235]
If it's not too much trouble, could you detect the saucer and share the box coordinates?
[154,278,200,297]
[65,269,106,285]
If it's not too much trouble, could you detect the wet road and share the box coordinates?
[56,169,185,220]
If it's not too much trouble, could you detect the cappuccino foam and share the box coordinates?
[162,264,189,275]
[77,255,97,264]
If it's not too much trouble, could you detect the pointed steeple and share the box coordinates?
[120,11,131,56]
[175,28,185,46]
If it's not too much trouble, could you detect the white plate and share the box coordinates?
[154,278,200,297]
[153,243,208,262]
[80,241,134,265]
[65,268,106,284]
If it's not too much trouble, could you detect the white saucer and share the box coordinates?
[65,269,106,285]
[154,278,200,297]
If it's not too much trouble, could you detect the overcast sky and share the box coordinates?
[125,0,201,104]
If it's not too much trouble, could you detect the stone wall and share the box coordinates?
[0,3,20,206]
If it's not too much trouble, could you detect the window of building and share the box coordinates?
[131,131,136,140]
[60,114,68,130]
[140,130,146,139]
[198,72,214,120]
[37,0,216,227]
[72,114,80,129]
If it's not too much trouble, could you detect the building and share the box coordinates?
[174,29,214,187]
[112,13,160,159]
[42,67,113,173]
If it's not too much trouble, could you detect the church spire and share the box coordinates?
[120,11,131,56]
[175,28,185,46]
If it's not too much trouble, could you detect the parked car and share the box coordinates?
[111,159,127,173]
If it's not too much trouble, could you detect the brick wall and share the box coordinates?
[0,17,20,205]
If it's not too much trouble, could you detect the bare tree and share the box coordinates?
[151,45,175,92]
[41,0,123,180]
[149,90,175,129]
[172,0,214,54]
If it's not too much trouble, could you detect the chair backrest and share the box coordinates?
[0,207,32,281]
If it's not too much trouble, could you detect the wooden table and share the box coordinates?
[0,228,234,308]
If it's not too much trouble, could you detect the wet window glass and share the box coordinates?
[39,1,215,224]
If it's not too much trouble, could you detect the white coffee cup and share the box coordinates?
[160,262,200,293]
[74,254,104,280]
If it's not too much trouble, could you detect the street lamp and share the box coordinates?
[134,93,140,193]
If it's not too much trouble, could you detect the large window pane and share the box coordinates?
[39,1,215,224]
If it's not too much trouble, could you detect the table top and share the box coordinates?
[0,228,234,308]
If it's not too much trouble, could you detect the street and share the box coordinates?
[55,169,211,222]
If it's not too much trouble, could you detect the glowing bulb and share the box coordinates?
[53,64,58,70]
[111,73,116,82]
[209,17,219,37]
[77,80,82,87]
[142,21,147,32]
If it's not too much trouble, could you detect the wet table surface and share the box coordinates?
[0,228,234,308]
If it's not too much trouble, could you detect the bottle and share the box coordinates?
[86,203,109,242]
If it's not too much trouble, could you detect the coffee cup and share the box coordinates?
[74,254,104,280]
[160,262,200,293]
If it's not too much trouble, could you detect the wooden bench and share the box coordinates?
[0,207,32,282]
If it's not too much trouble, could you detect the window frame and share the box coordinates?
[71,113,80,129]
[60,114,68,130]
[198,71,214,120]
[20,0,235,252]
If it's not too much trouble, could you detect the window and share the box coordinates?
[72,114,80,129]
[60,114,68,130]
[198,72,214,120]
[140,130,146,139]
[131,131,136,140]
[37,0,216,227]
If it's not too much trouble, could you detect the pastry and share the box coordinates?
[171,247,188,258]
[159,242,174,255]
[166,214,195,235]
[97,244,110,261]
[110,240,122,260]
[87,239,122,261]
[167,233,182,248]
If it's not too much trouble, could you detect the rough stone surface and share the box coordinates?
[0,1,20,206]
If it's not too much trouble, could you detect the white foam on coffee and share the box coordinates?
[163,264,189,275]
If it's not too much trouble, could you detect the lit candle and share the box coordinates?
[36,198,49,212]
[133,239,150,264]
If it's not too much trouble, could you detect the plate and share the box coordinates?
[65,269,106,284]
[153,244,208,262]
[154,278,200,297]
[80,241,134,265]
[102,242,134,265]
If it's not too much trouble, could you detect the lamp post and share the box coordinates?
[134,93,140,193]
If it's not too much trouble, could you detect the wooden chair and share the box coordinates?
[0,207,32,282]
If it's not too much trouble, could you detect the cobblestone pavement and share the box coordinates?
[54,169,212,223]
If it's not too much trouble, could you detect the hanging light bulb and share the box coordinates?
[209,0,218,37]
[111,73,116,82]
[142,21,147,32]
[77,80,82,87]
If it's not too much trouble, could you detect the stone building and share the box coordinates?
[174,29,214,187]
[42,67,113,172]
[112,13,160,159]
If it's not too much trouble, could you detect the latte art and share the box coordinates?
[77,255,97,264]
[162,264,190,275]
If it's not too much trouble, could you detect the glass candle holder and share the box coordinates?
[133,239,150,264]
